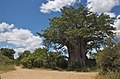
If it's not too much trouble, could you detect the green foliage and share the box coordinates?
[38,3,115,68]
[18,50,31,60]
[0,54,14,64]
[96,72,120,79]
[20,48,48,68]
[67,59,96,72]
[106,72,120,79]
[96,43,120,74]
[47,52,68,69]
[0,55,15,72]
[86,59,96,69]
[39,3,115,52]
[0,48,15,59]
[20,48,68,69]
[16,50,31,65]
[0,64,15,73]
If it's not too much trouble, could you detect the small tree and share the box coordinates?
[0,48,15,59]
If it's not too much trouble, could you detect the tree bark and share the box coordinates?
[67,43,82,68]
[67,38,87,68]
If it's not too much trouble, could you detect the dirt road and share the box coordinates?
[0,67,97,79]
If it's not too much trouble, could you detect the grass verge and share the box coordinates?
[0,64,15,74]
[95,72,120,79]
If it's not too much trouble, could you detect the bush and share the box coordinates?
[0,48,15,59]
[20,48,48,68]
[0,64,15,73]
[0,55,15,72]
[86,59,96,69]
[107,71,120,79]
[20,48,68,69]
[47,52,68,69]
[96,43,120,74]
[96,72,120,79]
[0,55,14,65]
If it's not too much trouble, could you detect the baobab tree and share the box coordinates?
[38,4,115,68]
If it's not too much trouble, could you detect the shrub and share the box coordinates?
[20,48,48,68]
[107,71,120,79]
[95,72,120,79]
[20,48,68,69]
[0,64,15,73]
[47,52,68,69]
[0,48,15,59]
[0,55,14,65]
[0,55,15,72]
[96,43,120,74]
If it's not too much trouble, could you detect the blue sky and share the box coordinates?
[0,0,120,58]
[0,0,60,34]
[0,0,120,34]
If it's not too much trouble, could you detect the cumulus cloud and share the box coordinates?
[112,15,120,37]
[0,29,41,47]
[0,22,14,32]
[114,15,120,30]
[87,0,119,13]
[0,22,43,58]
[40,0,77,13]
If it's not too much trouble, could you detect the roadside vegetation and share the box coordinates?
[95,40,120,79]
[0,54,15,73]
[17,48,68,70]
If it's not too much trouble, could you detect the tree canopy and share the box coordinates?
[0,48,15,59]
[39,4,115,68]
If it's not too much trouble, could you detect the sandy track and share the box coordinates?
[0,67,97,79]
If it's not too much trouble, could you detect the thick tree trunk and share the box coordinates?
[80,38,87,67]
[68,43,82,68]
[67,38,87,68]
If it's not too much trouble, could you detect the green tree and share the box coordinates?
[16,50,31,65]
[38,4,115,68]
[0,48,15,59]
[17,50,31,61]
[21,48,48,68]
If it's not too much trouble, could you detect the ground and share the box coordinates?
[0,67,97,79]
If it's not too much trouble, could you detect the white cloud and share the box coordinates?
[40,0,77,13]
[0,22,14,32]
[0,22,43,58]
[87,0,119,13]
[0,29,41,47]
[104,12,116,18]
[114,15,120,30]
[117,15,120,18]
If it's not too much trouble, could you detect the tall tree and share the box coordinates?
[0,48,15,59]
[38,4,115,68]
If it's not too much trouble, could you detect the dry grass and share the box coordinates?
[95,72,120,79]
[95,75,107,79]
[0,65,15,74]
[1,67,98,79]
